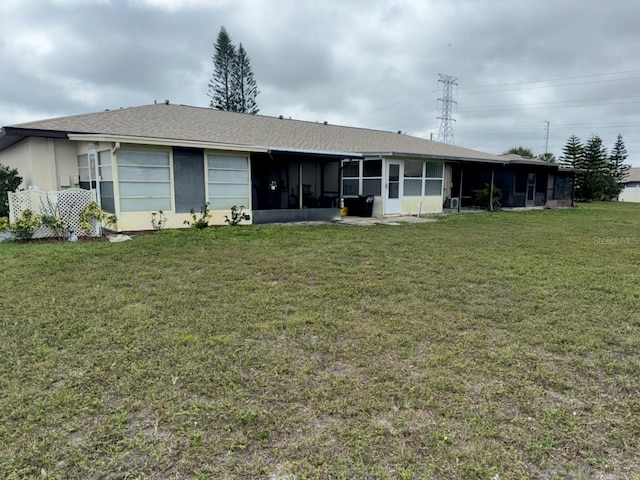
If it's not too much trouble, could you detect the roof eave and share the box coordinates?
[508,158,558,167]
[361,151,508,164]
[0,126,69,152]
[67,133,269,153]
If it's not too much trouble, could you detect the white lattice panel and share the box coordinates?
[8,189,100,238]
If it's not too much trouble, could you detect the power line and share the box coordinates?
[459,69,640,91]
[343,69,640,126]
[458,94,640,111]
[458,76,640,96]
[456,122,640,131]
[458,99,640,114]
[342,89,438,122]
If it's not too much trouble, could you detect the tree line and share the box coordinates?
[208,26,259,114]
[559,134,629,201]
[505,134,631,201]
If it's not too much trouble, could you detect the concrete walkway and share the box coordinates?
[338,215,437,225]
[262,215,438,227]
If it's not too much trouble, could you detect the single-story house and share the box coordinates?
[0,103,575,231]
[619,168,640,202]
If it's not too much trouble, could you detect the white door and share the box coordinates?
[386,161,402,214]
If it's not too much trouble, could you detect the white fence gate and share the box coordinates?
[8,189,101,238]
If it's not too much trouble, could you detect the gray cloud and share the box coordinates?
[1,0,638,164]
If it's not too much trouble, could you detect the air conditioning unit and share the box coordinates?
[445,197,459,209]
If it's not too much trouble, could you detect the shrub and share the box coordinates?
[473,183,502,210]
[184,203,211,230]
[151,210,168,231]
[224,205,250,226]
[79,202,117,235]
[41,214,68,240]
[0,164,22,218]
[10,209,41,240]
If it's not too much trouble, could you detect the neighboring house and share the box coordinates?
[0,103,575,231]
[619,168,640,203]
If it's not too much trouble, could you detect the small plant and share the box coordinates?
[184,203,211,230]
[473,183,502,210]
[10,209,41,240]
[0,216,8,232]
[224,205,250,226]
[41,214,68,240]
[79,202,117,235]
[151,210,168,231]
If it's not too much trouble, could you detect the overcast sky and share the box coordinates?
[1,0,638,165]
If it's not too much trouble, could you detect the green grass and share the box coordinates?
[1,202,639,479]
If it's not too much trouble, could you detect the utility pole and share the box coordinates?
[544,121,550,154]
[436,74,458,145]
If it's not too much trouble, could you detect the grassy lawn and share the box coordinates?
[1,202,639,479]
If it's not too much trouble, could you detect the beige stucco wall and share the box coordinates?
[116,210,250,232]
[54,139,79,189]
[0,137,80,191]
[619,184,640,202]
[0,140,33,189]
[401,196,442,215]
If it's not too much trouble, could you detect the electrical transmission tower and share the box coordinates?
[436,74,458,144]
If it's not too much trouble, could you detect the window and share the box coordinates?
[118,149,171,212]
[403,160,423,196]
[362,159,382,196]
[342,160,360,196]
[207,155,250,209]
[363,159,382,177]
[425,179,443,196]
[425,162,443,197]
[402,160,443,196]
[98,150,115,213]
[78,154,91,190]
[342,159,382,196]
[343,161,359,178]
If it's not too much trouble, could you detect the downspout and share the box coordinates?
[457,162,463,213]
[298,161,303,209]
[338,161,344,208]
[111,142,122,232]
[489,166,495,212]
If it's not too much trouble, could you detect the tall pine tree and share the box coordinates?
[208,27,237,111]
[208,27,259,114]
[232,43,259,114]
[559,134,583,168]
[608,134,630,188]
[576,135,609,201]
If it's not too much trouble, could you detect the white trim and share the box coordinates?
[67,134,267,153]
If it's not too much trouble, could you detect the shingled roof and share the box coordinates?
[0,103,543,165]
[623,167,640,183]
